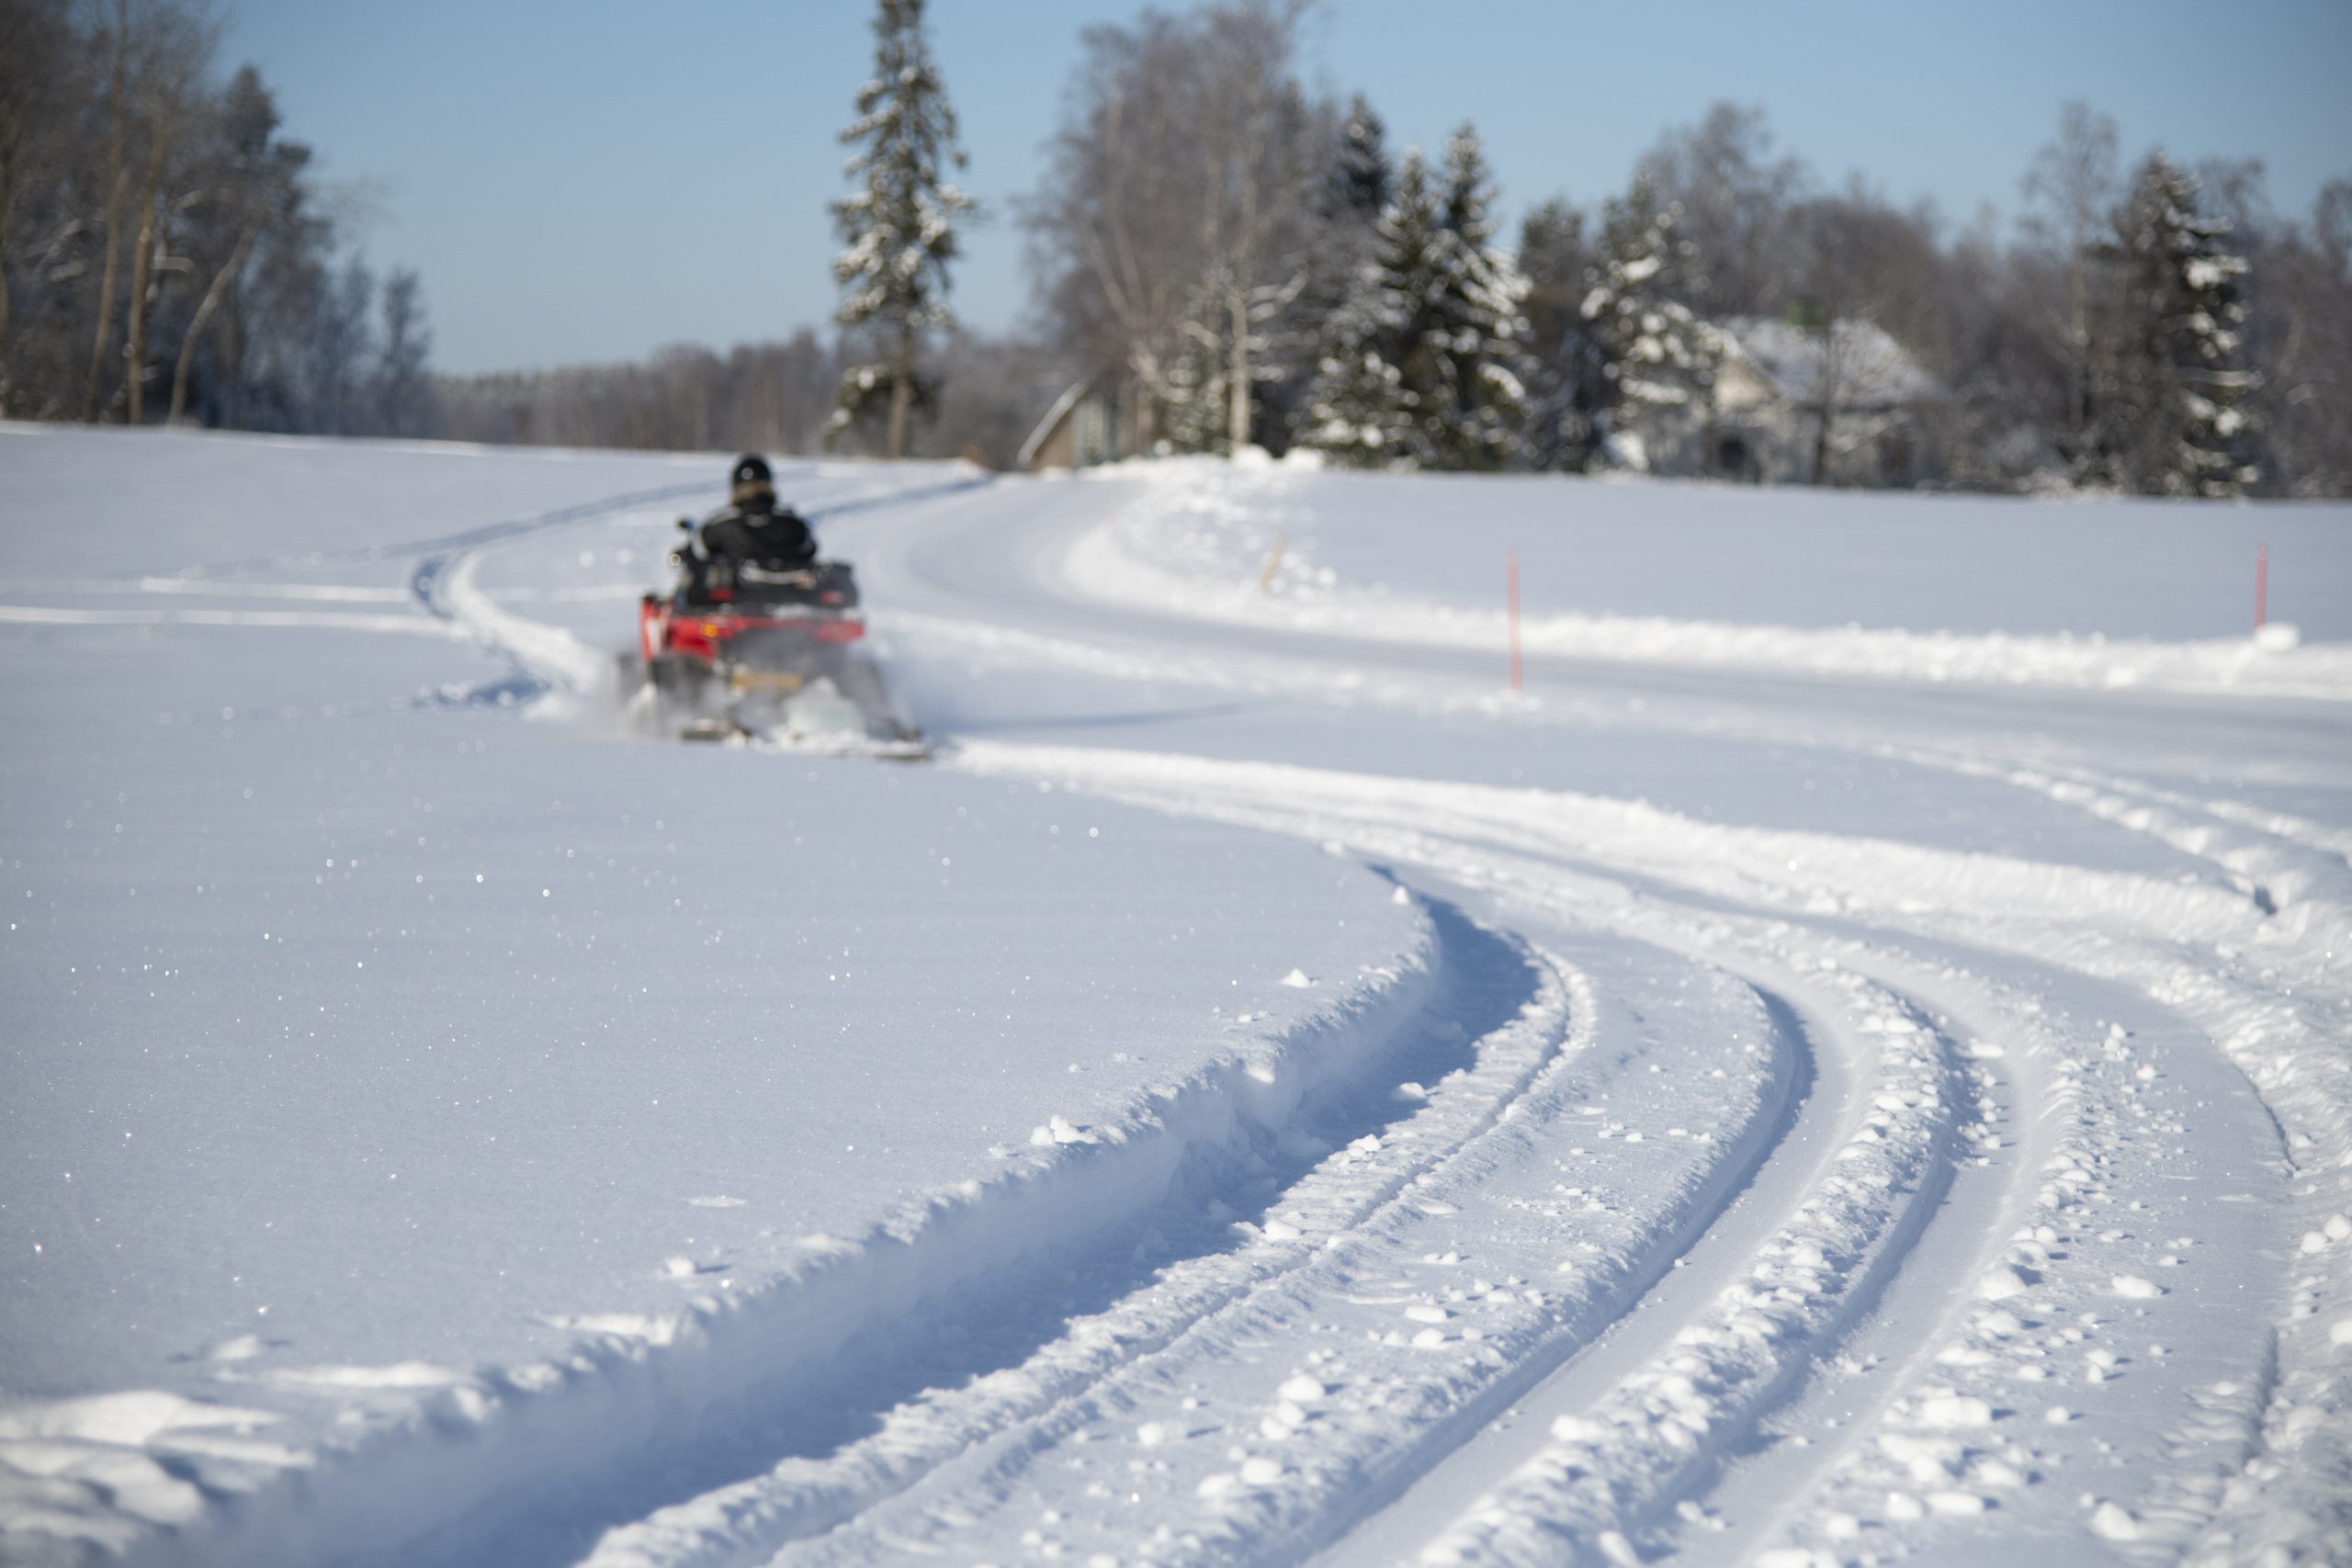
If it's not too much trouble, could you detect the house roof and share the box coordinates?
[1722,317,1944,408]
[1017,378,1092,470]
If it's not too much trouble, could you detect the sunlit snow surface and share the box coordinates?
[3,427,2349,1568]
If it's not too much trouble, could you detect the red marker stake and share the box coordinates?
[2256,541,2268,630]
[1507,549,1522,693]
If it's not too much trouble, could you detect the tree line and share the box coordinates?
[7,0,2346,497]
[1018,3,2350,496]
[0,0,434,434]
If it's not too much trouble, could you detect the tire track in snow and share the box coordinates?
[1317,958,1973,1568]
[1717,940,2287,1568]
[405,469,990,711]
[719,921,1810,1568]
[940,743,2311,1568]
[823,747,2026,1567]
[158,895,1460,1568]
[1399,969,1978,1568]
[571,896,1577,1568]
[874,476,2340,1563]
[1854,745,2349,1565]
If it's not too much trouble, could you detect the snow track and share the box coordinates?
[152,893,1448,1568]
[383,467,2352,1564]
[936,740,2313,1565]
[6,440,2346,1568]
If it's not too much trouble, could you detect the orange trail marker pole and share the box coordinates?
[2256,541,2268,630]
[1507,549,1522,693]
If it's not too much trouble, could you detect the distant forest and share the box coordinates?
[0,0,430,435]
[4,0,2346,495]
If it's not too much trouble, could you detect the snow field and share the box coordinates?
[1067,457,2352,701]
[0,434,1442,1565]
[6,427,2349,1566]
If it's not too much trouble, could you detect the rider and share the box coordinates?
[696,455,816,577]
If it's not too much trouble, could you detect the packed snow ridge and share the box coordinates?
[2,424,2347,1568]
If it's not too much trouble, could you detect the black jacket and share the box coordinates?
[698,502,816,571]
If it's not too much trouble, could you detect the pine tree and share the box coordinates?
[1566,175,1721,470]
[1517,197,1588,468]
[2102,154,2258,497]
[1302,132,1534,471]
[830,0,972,459]
[1285,96,1395,456]
[1423,125,1534,470]
[1332,94,1390,220]
[1300,148,1442,467]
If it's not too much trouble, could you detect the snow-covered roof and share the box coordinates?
[1722,316,1943,409]
[1017,378,1092,470]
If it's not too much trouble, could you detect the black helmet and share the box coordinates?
[729,454,775,503]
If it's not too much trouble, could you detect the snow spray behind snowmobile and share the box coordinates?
[626,517,926,757]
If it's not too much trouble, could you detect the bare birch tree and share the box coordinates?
[2019,101,2121,476]
[1026,0,1322,454]
[168,64,305,422]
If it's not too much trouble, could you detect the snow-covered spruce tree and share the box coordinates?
[1517,197,1589,470]
[1303,132,1533,471]
[1424,125,1534,470]
[1285,96,1395,455]
[830,0,972,459]
[1300,147,1442,467]
[2102,153,2258,497]
[1333,94,1391,220]
[1566,174,1722,470]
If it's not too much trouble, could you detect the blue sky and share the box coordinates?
[222,0,2352,375]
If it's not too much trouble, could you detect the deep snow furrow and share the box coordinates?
[739,925,1802,1568]
[137,922,1461,1568]
[575,899,1577,1568]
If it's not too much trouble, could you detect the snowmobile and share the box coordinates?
[628,520,927,757]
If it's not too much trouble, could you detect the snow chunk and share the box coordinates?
[2090,1501,2143,1540]
[1976,1264,2031,1301]
[1030,1114,1097,1145]
[2254,621,2301,651]
[1278,1375,1325,1404]
[270,1361,468,1390]
[1279,968,1314,987]
[2110,1274,2164,1299]
[0,1390,278,1446]
[1917,1394,1996,1427]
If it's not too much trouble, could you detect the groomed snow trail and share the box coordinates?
[5,435,2346,1568]
[519,464,2346,1566]
[854,466,2336,1566]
